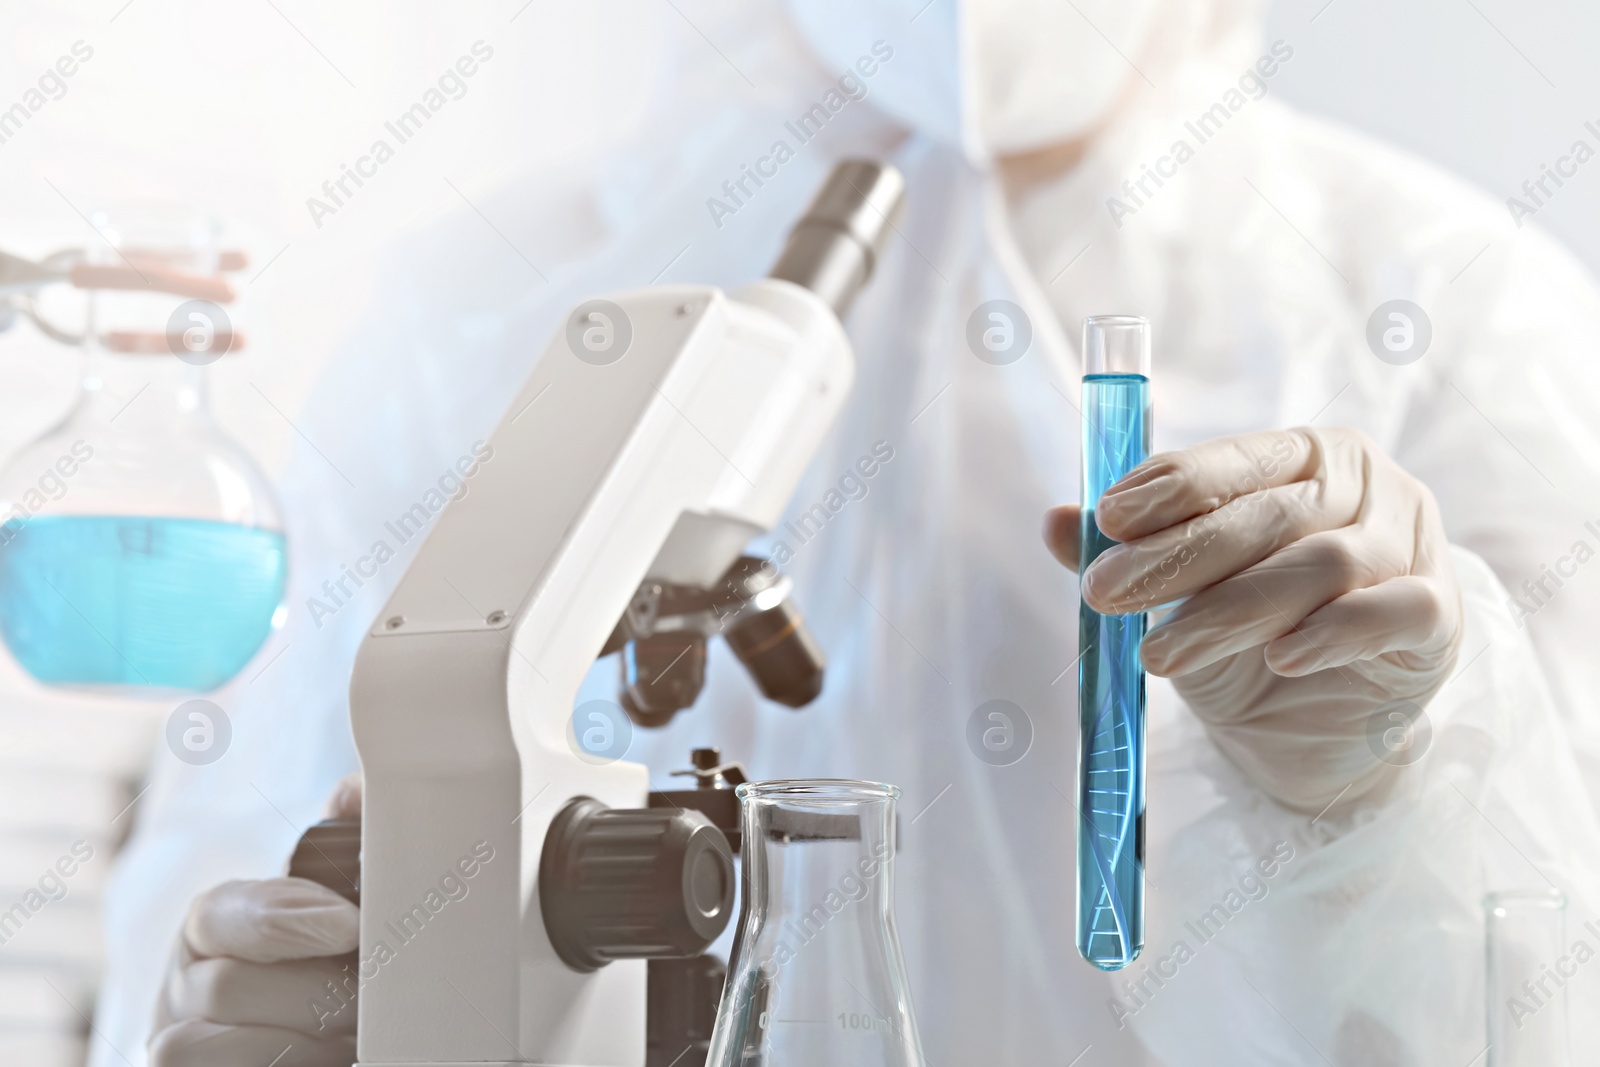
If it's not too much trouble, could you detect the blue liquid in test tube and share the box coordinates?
[1076,316,1151,971]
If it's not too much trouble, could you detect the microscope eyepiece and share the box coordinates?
[768,159,906,320]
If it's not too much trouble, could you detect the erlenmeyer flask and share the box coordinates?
[707,780,925,1067]
[0,209,285,692]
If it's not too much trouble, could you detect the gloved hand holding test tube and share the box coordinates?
[1074,315,1151,971]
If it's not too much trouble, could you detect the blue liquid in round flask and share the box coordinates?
[0,212,286,693]
[1076,315,1151,971]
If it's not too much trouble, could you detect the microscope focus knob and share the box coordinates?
[540,797,735,972]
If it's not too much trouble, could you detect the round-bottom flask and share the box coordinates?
[707,780,925,1067]
[0,211,284,692]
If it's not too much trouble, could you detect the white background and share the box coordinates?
[1264,0,1600,268]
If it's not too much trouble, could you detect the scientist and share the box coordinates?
[102,0,1600,1064]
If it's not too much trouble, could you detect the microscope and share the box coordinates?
[290,160,905,1066]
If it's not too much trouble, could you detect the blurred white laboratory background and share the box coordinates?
[0,0,1596,1063]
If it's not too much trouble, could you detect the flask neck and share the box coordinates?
[77,340,211,427]
[741,789,900,925]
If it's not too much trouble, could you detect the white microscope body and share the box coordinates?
[346,162,903,1066]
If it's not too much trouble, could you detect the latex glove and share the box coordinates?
[1044,427,1462,813]
[148,775,363,1067]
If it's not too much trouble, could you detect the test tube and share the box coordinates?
[1076,315,1151,971]
[1486,889,1571,1067]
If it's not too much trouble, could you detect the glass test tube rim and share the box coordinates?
[1083,314,1152,378]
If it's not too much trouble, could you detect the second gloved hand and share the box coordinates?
[1045,427,1463,813]
[148,775,362,1067]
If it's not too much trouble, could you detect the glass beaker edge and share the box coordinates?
[735,778,901,802]
[1483,887,1568,913]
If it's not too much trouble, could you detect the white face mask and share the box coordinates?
[781,0,1159,160]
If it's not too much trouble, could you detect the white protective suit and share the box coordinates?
[97,0,1600,1064]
